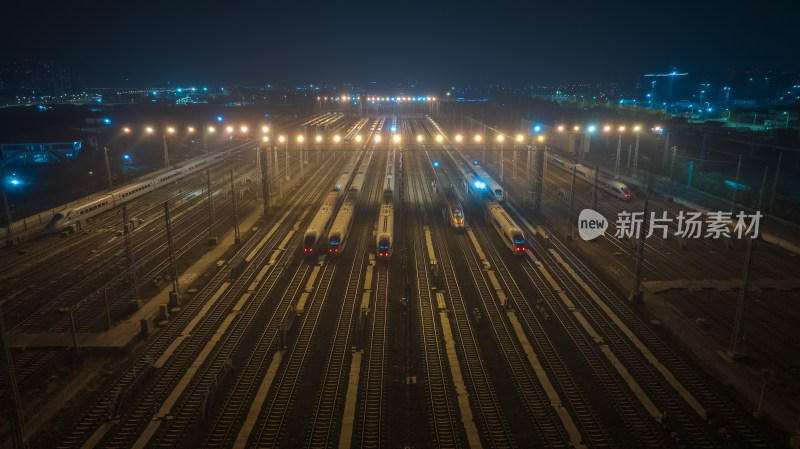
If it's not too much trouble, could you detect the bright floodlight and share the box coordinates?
[474,135,482,142]
[618,126,626,132]
[316,135,322,142]
[633,125,641,132]
[188,127,195,133]
[537,135,545,142]
[167,127,176,133]
[240,126,248,133]
[588,125,596,133]
[262,126,269,133]
[262,136,269,142]
[227,126,234,133]
[334,135,341,142]
[603,125,611,132]
[355,135,362,142]
[516,134,523,142]
[123,127,131,133]
[497,135,504,142]
[455,135,462,142]
[436,135,443,142]
[208,126,216,133]
[375,135,381,142]
[297,135,304,142]
[573,125,580,132]
[417,135,423,142]
[557,125,565,132]
[393,135,400,143]
[279,135,285,143]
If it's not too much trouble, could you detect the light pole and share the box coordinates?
[497,134,504,182]
[103,147,113,190]
[204,126,216,155]
[514,134,523,179]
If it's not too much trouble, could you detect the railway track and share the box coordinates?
[249,261,335,447]
[544,235,775,448]
[474,224,616,448]
[9,162,259,334]
[53,146,337,448]
[407,146,518,448]
[355,260,390,448]
[304,237,367,447]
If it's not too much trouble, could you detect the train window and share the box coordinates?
[513,235,524,245]
[304,236,316,250]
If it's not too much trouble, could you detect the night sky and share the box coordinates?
[3,0,798,86]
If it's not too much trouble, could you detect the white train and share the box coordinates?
[443,189,465,231]
[547,154,632,201]
[487,202,526,255]
[327,191,357,256]
[44,146,243,234]
[377,152,395,260]
[328,151,371,256]
[383,155,395,198]
[468,158,504,202]
[303,191,339,255]
[305,152,364,256]
[334,154,362,192]
[376,200,394,260]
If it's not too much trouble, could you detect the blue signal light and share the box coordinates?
[103,118,111,124]
[533,125,542,133]
[474,160,478,165]
[10,179,20,185]
[474,181,486,189]
[217,116,223,122]
[433,161,439,167]
[123,154,131,160]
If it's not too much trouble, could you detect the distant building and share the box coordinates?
[1,128,97,166]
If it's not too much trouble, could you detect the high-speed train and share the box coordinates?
[383,155,395,198]
[305,153,363,256]
[328,191,356,256]
[547,154,632,201]
[328,152,371,256]
[304,191,339,255]
[487,202,526,255]
[376,200,393,260]
[460,155,503,202]
[443,188,465,231]
[334,154,362,192]
[45,146,243,233]
[376,153,395,260]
